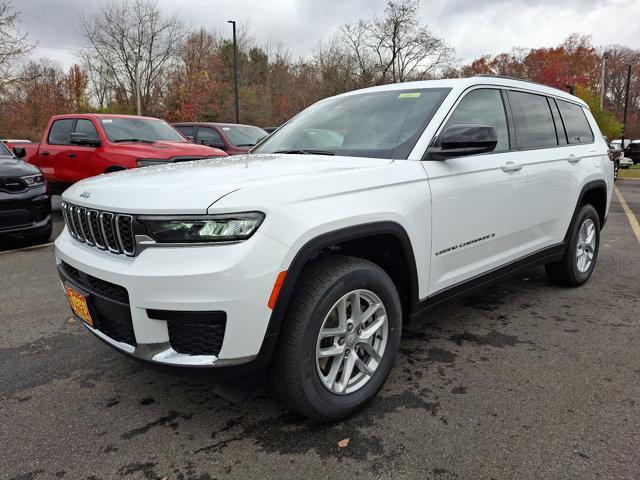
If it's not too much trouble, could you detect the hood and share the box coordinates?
[62,154,394,214]
[109,140,225,159]
[0,156,41,176]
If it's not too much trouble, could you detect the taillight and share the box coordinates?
[608,149,614,161]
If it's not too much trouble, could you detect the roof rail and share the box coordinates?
[472,74,574,95]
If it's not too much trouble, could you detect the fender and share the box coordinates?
[564,179,607,241]
[221,221,421,377]
[266,221,420,336]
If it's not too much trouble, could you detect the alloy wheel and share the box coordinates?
[315,289,388,395]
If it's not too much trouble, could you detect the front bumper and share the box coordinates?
[0,188,51,234]
[55,228,291,367]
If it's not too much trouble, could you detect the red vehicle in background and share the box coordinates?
[172,122,268,155]
[6,114,226,194]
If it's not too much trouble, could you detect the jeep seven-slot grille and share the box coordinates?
[62,203,136,256]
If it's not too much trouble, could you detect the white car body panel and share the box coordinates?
[56,76,612,368]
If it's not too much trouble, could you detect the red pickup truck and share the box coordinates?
[6,114,226,194]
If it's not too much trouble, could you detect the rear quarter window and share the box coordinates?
[556,100,594,144]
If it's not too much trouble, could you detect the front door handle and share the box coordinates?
[501,161,523,172]
[41,151,50,157]
[67,153,77,158]
[567,155,581,164]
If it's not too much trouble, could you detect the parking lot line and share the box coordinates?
[0,241,54,255]
[615,186,640,245]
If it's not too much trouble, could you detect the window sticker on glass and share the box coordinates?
[398,92,421,98]
[102,119,113,123]
[222,127,230,131]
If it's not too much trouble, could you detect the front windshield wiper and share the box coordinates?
[273,149,335,156]
[236,143,257,147]
[113,138,156,144]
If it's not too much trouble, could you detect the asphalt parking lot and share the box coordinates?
[1,181,639,480]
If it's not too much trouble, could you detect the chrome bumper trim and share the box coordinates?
[84,324,255,368]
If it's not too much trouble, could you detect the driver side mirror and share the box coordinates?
[70,132,101,147]
[427,124,498,160]
[13,146,26,159]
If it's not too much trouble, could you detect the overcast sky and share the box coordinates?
[18,0,640,69]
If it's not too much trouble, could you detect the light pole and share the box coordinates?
[228,20,240,124]
[621,62,638,150]
[600,52,609,109]
[134,54,143,116]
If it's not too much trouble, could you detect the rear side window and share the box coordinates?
[444,88,510,152]
[48,119,75,145]
[509,91,557,149]
[75,119,100,142]
[556,100,594,144]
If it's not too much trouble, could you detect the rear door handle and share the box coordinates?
[501,161,523,172]
[67,153,77,158]
[567,155,581,164]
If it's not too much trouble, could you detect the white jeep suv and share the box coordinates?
[56,76,613,421]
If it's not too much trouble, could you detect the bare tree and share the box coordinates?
[0,0,34,87]
[314,0,454,89]
[366,0,454,82]
[78,0,186,114]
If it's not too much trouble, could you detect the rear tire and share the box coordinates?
[270,255,402,421]
[545,204,600,287]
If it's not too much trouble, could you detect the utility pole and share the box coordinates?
[134,54,143,116]
[228,20,240,124]
[621,63,634,150]
[600,53,609,109]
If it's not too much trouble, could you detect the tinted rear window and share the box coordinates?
[556,100,594,144]
[509,91,557,149]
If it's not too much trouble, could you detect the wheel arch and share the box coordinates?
[565,180,607,241]
[267,221,420,337]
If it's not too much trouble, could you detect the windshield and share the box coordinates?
[253,88,450,159]
[222,125,267,147]
[100,117,187,143]
[0,141,12,156]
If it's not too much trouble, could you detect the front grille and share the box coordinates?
[167,320,226,356]
[0,177,26,193]
[59,261,136,346]
[62,203,135,256]
[60,261,129,303]
[0,209,32,229]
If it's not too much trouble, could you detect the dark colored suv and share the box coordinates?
[0,141,52,242]
[173,122,267,155]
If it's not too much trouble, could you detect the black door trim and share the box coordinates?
[411,241,566,317]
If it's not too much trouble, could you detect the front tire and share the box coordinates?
[545,204,600,287]
[271,255,402,421]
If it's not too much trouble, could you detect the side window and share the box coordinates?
[74,119,100,142]
[509,91,557,149]
[444,88,510,152]
[175,125,195,138]
[548,99,568,146]
[556,100,594,144]
[197,127,223,146]
[47,119,75,145]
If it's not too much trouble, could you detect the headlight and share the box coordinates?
[136,158,174,167]
[21,174,46,187]
[139,212,265,243]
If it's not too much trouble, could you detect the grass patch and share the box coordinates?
[619,163,640,179]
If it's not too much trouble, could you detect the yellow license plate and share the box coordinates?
[65,286,93,326]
